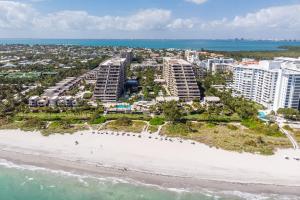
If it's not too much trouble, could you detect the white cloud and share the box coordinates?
[229,4,300,29]
[167,18,195,29]
[0,1,36,29]
[185,0,207,5]
[33,9,171,31]
[197,4,300,39]
[0,1,300,39]
[125,9,171,30]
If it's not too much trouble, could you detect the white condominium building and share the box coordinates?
[185,50,199,63]
[94,58,126,102]
[273,58,300,110]
[203,58,235,73]
[121,49,133,64]
[233,57,300,111]
[163,58,201,101]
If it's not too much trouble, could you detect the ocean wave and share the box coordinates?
[0,158,149,188]
[221,190,300,200]
[0,158,205,196]
[0,159,299,200]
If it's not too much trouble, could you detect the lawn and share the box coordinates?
[149,117,165,125]
[241,119,284,137]
[15,112,151,123]
[16,112,92,122]
[105,114,151,121]
[161,122,291,155]
[148,125,159,133]
[0,120,87,136]
[41,122,87,136]
[184,113,241,122]
[102,120,147,133]
[148,117,164,133]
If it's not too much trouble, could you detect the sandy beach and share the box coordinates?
[1,129,300,195]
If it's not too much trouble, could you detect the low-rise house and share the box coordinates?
[37,96,49,107]
[29,95,77,108]
[42,77,82,98]
[155,96,180,103]
[203,96,221,104]
[211,85,232,92]
[65,96,76,107]
[49,96,59,107]
[132,101,156,113]
[57,96,77,107]
[28,96,40,107]
[57,97,66,107]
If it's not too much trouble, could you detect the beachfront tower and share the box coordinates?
[94,58,126,102]
[163,57,201,101]
[232,57,300,111]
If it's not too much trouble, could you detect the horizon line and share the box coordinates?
[0,38,299,41]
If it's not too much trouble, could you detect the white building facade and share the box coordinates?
[204,58,235,73]
[185,50,199,63]
[233,58,300,111]
[273,62,300,110]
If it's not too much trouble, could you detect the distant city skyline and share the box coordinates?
[1,0,300,39]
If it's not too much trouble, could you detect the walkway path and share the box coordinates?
[155,124,164,135]
[98,121,110,131]
[279,123,299,150]
[142,121,150,134]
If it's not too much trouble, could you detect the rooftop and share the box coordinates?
[102,58,126,66]
[164,57,191,66]
[234,58,300,72]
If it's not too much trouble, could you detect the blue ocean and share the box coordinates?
[0,39,300,51]
[0,159,298,200]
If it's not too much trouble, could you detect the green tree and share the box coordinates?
[162,101,183,123]
[277,108,300,120]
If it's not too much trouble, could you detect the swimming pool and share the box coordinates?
[116,104,131,109]
[258,111,268,121]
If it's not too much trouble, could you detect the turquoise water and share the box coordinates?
[116,104,131,109]
[0,160,298,200]
[1,39,300,51]
[258,112,267,119]
[258,111,269,122]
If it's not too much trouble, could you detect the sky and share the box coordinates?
[1,0,300,39]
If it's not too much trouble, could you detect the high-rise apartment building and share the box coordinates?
[94,58,126,102]
[163,58,201,101]
[273,58,300,110]
[232,58,300,111]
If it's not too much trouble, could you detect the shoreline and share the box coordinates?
[2,150,300,196]
[1,129,300,195]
